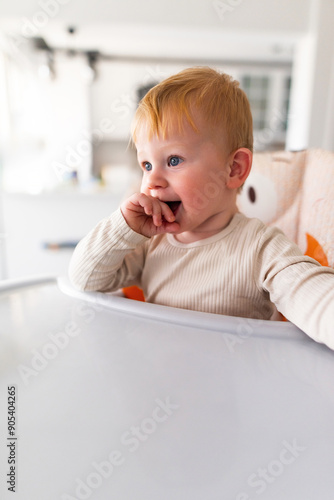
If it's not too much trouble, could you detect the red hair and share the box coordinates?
[131,66,253,154]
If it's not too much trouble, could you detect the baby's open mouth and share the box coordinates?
[165,201,181,215]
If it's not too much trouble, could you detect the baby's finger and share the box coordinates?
[151,199,163,226]
[137,194,153,216]
[160,202,175,222]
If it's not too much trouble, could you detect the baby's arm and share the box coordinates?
[69,193,180,292]
[257,227,334,350]
[69,208,149,293]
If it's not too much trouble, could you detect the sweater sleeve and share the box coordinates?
[255,226,334,350]
[68,208,150,293]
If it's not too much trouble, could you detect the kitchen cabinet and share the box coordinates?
[91,60,291,149]
[2,190,125,279]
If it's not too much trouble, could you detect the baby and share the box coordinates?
[69,67,334,350]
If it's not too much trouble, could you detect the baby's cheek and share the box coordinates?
[184,180,214,213]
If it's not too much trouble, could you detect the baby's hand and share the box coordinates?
[120,193,180,238]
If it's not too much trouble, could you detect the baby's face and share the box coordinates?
[135,120,237,243]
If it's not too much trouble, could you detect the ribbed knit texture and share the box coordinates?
[69,208,334,349]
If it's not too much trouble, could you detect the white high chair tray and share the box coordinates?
[0,276,333,500]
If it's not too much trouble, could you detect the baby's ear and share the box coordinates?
[226,148,253,189]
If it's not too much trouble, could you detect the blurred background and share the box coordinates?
[0,0,333,280]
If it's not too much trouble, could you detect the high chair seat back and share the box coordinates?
[238,149,334,268]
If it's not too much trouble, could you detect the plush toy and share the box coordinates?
[238,149,334,268]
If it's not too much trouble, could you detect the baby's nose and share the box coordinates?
[146,169,168,190]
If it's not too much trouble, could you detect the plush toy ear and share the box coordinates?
[226,148,252,190]
[123,286,145,301]
[305,234,329,267]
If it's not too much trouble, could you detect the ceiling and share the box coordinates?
[0,0,312,67]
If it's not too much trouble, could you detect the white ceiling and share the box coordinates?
[0,0,311,30]
[0,0,312,52]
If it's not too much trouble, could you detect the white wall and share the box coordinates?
[307,0,334,150]
[286,0,334,151]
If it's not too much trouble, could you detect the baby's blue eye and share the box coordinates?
[144,162,152,171]
[168,156,183,167]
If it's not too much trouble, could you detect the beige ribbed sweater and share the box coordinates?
[69,208,334,349]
